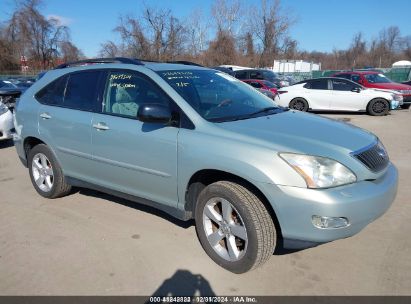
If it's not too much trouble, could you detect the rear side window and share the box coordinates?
[332,79,355,91]
[35,71,101,111]
[64,71,101,111]
[304,79,328,90]
[35,75,68,106]
[249,71,263,79]
[351,75,361,83]
[235,71,248,79]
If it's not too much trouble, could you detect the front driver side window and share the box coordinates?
[103,70,170,118]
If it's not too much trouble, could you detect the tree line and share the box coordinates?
[1,0,410,72]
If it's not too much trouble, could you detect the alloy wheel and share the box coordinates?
[202,197,248,262]
[31,153,54,192]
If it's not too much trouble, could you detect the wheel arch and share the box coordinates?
[184,169,282,238]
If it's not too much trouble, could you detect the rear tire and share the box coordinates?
[401,104,410,109]
[195,181,276,273]
[289,98,309,112]
[367,98,389,116]
[28,144,72,199]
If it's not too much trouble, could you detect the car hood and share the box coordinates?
[215,110,376,156]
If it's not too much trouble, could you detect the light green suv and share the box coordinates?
[14,58,398,273]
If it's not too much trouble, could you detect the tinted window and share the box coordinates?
[249,82,263,88]
[249,71,263,79]
[103,70,171,118]
[35,75,68,105]
[64,71,101,111]
[332,79,356,91]
[351,75,361,83]
[235,71,248,79]
[306,79,328,90]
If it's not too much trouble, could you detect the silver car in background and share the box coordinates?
[13,58,398,273]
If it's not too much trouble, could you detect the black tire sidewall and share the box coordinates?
[28,144,62,198]
[368,98,389,116]
[290,98,308,112]
[195,183,261,273]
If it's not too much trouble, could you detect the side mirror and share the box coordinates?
[137,104,172,124]
[351,87,361,93]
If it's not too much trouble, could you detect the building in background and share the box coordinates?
[272,60,321,73]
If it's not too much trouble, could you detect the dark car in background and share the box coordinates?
[333,71,411,109]
[234,69,284,88]
[0,80,24,111]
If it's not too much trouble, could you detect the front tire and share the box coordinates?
[367,98,389,116]
[289,98,309,112]
[195,181,276,273]
[28,144,72,198]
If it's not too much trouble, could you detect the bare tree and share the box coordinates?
[248,0,294,67]
[99,40,121,57]
[114,15,150,58]
[186,9,209,57]
[60,41,83,62]
[7,0,69,69]
[205,30,237,66]
[211,0,241,35]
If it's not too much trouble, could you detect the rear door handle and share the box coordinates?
[40,112,52,119]
[93,122,110,131]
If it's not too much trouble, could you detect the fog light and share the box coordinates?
[312,215,349,229]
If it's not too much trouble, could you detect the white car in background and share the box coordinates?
[276,77,403,116]
[0,102,14,141]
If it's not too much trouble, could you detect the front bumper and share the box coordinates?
[258,163,398,248]
[0,110,14,141]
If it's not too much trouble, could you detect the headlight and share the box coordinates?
[393,94,403,102]
[0,102,9,116]
[279,153,357,188]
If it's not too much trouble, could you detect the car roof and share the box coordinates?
[335,70,379,75]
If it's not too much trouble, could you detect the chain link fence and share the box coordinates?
[279,67,411,83]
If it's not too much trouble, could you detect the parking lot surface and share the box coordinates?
[0,110,410,295]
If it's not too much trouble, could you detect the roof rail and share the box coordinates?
[55,57,144,69]
[166,60,203,67]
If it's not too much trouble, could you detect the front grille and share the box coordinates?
[351,142,389,172]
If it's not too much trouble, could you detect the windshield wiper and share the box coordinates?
[247,106,283,117]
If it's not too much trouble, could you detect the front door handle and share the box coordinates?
[93,122,110,131]
[40,112,52,119]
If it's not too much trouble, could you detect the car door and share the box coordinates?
[330,79,367,111]
[303,79,333,109]
[90,69,179,207]
[37,70,102,181]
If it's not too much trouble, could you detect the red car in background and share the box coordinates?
[332,71,411,109]
[242,79,279,94]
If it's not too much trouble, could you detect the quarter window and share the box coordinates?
[103,70,170,118]
[35,75,68,106]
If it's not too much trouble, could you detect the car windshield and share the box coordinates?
[158,69,282,122]
[364,73,392,83]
